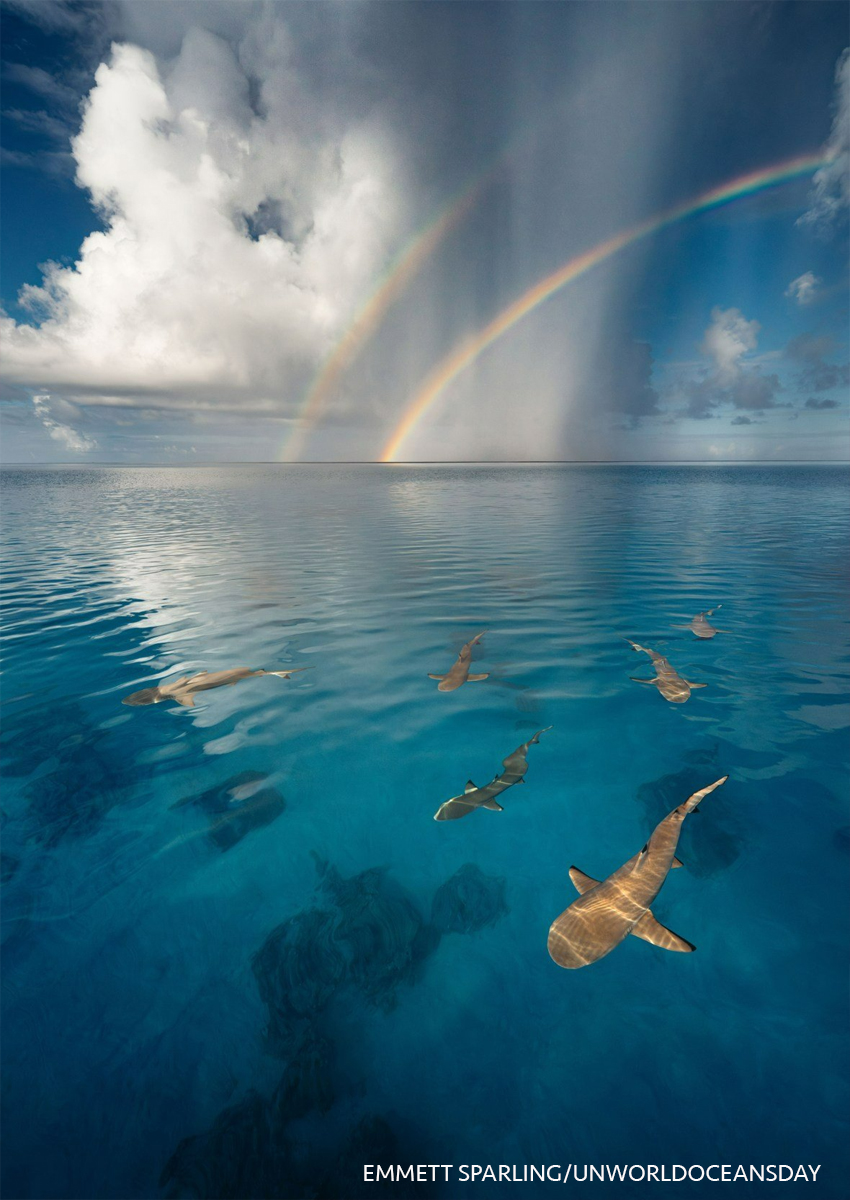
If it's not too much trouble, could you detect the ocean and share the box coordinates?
[1,463,847,1199]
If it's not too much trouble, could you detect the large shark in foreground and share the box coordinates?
[122,667,307,708]
[624,638,705,703]
[671,606,725,639]
[429,632,489,692]
[434,727,552,820]
[547,775,728,969]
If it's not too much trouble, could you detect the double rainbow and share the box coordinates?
[379,152,827,462]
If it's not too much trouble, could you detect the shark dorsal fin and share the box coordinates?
[464,780,477,794]
[568,866,599,895]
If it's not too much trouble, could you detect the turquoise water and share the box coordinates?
[1,463,847,1199]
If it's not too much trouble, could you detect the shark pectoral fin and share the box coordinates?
[464,780,478,794]
[630,677,657,685]
[467,673,489,682]
[630,911,695,953]
[428,674,446,681]
[480,798,504,811]
[671,856,684,868]
[670,624,691,630]
[568,867,600,895]
[686,681,707,689]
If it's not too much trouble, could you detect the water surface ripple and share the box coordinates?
[1,464,848,1198]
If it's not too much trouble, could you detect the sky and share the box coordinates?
[0,0,848,463]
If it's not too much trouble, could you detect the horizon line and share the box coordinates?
[2,459,848,468]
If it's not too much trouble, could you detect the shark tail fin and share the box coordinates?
[631,912,695,953]
[529,726,553,744]
[683,775,728,814]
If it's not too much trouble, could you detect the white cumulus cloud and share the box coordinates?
[32,394,97,452]
[701,306,760,383]
[2,31,403,410]
[784,271,821,306]
[799,47,849,230]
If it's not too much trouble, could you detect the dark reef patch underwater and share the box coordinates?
[1,464,848,1199]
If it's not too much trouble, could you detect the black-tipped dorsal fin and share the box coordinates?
[464,780,478,794]
[630,911,694,952]
[568,866,599,895]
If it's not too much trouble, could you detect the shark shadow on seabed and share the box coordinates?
[636,746,744,877]
[171,770,286,852]
[430,862,508,934]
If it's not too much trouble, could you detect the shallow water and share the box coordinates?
[1,463,848,1199]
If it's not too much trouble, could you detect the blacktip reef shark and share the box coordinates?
[429,631,489,692]
[671,606,725,639]
[122,667,308,708]
[624,638,705,704]
[548,775,728,969]
[434,727,552,821]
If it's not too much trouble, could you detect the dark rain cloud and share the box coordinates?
[680,369,783,420]
[786,332,850,392]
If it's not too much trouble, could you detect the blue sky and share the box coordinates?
[1,0,847,462]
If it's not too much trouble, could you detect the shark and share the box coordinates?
[547,775,728,969]
[624,638,705,703]
[429,631,489,692]
[122,667,307,708]
[671,606,725,639]
[434,727,552,821]
[170,770,285,851]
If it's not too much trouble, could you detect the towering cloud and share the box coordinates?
[2,29,403,411]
